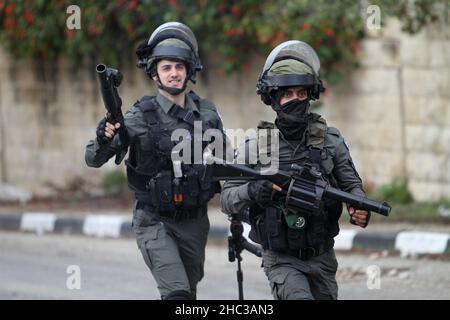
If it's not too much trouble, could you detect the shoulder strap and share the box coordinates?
[135,96,159,124]
[307,113,328,170]
[307,113,327,150]
[167,104,196,126]
[187,90,201,105]
[256,121,276,166]
[187,90,218,112]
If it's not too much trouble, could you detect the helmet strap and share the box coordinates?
[155,75,188,96]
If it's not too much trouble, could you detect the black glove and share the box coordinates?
[247,180,273,203]
[96,118,112,145]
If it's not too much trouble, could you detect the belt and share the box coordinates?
[136,200,206,221]
[283,241,333,260]
[158,208,206,221]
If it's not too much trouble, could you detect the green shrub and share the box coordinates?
[0,0,447,83]
[377,177,413,204]
[101,169,128,194]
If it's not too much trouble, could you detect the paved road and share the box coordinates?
[1,231,449,300]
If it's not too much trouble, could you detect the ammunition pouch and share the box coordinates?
[250,204,338,256]
[131,165,218,214]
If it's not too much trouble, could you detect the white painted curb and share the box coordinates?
[395,231,450,256]
[20,213,57,235]
[82,215,127,238]
[334,229,358,250]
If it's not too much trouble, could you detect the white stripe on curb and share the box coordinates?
[20,213,57,235]
[82,215,127,238]
[243,223,258,245]
[227,222,255,244]
[395,231,450,256]
[334,229,358,250]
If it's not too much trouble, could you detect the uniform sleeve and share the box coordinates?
[85,106,146,168]
[332,135,366,197]
[220,180,253,215]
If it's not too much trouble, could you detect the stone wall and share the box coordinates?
[319,19,450,201]
[0,18,448,201]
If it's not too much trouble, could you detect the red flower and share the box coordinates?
[4,17,15,29]
[65,29,75,40]
[226,28,237,37]
[5,4,14,15]
[167,0,180,11]
[274,31,286,42]
[23,10,34,24]
[87,23,100,36]
[128,0,137,10]
[257,31,270,44]
[299,22,310,31]
[231,4,241,18]
[351,40,358,54]
[324,27,335,37]
[96,15,104,22]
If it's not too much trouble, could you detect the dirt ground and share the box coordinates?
[0,192,222,214]
[0,192,134,214]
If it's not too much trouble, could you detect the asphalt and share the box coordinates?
[1,207,450,256]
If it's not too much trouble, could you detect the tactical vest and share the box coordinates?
[125,92,218,213]
[249,113,343,252]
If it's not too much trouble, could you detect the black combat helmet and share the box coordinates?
[256,40,325,105]
[136,21,202,83]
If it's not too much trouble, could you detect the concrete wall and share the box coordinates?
[319,19,450,201]
[0,18,448,201]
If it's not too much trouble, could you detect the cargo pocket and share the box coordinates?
[268,272,288,300]
[319,250,338,274]
[138,226,159,271]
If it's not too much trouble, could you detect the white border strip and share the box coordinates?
[395,231,450,255]
[334,229,358,250]
[20,212,57,235]
[82,215,126,238]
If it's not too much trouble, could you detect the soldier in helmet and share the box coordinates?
[85,22,228,300]
[220,40,370,300]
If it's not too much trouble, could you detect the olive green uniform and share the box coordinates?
[86,92,224,299]
[220,115,365,300]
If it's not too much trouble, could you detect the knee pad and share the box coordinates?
[163,290,194,300]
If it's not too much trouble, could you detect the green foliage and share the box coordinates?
[0,0,447,83]
[371,0,449,34]
[101,169,128,194]
[378,177,414,204]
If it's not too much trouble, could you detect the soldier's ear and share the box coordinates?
[150,69,159,82]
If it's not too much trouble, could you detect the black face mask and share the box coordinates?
[275,99,310,140]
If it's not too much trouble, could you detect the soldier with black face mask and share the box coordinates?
[220,40,370,300]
